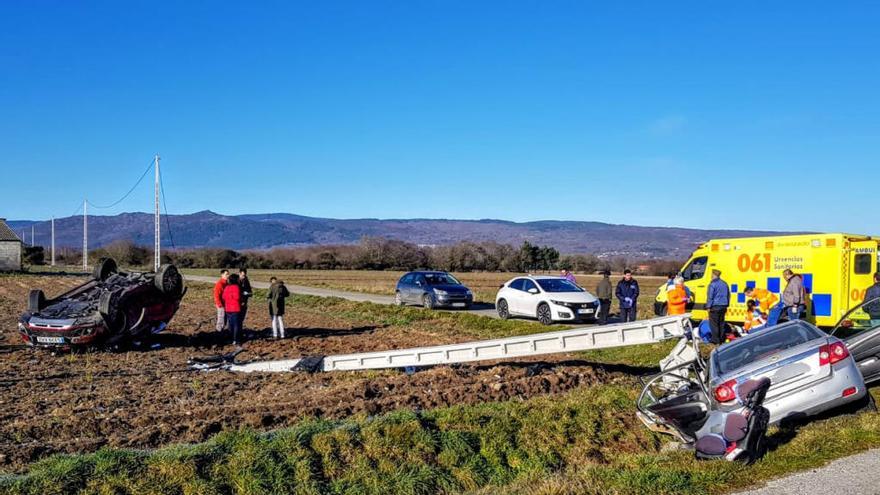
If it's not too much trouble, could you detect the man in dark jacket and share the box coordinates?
[596,271,613,324]
[238,268,253,328]
[863,273,880,323]
[616,269,640,322]
[706,269,730,344]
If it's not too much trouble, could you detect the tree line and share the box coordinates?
[26,237,685,275]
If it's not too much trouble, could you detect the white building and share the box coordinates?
[0,219,23,271]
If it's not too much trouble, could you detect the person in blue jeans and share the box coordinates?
[706,269,730,344]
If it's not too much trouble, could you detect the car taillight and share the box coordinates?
[714,379,737,403]
[819,342,850,366]
[842,387,857,397]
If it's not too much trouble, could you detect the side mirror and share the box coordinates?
[528,288,539,295]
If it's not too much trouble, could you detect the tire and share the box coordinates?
[154,264,184,298]
[394,292,404,307]
[93,258,118,282]
[422,294,435,310]
[28,289,46,313]
[854,392,877,414]
[537,303,553,325]
[497,299,510,320]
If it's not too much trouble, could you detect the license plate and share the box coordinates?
[452,303,467,308]
[36,336,65,344]
[577,308,594,314]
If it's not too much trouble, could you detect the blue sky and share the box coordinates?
[1,1,878,232]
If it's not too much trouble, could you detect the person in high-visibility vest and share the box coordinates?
[743,287,779,313]
[667,276,689,315]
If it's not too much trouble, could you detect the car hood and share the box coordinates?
[429,284,470,293]
[544,291,598,303]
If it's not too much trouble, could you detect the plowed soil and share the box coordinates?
[0,275,631,471]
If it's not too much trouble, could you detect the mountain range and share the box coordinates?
[6,211,784,258]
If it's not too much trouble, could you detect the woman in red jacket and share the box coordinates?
[222,273,243,345]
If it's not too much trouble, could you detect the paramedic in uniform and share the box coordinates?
[706,269,730,345]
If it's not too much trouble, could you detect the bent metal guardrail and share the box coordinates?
[194,314,692,373]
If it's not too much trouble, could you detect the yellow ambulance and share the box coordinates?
[654,233,878,327]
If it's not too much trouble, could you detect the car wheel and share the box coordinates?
[93,257,118,282]
[154,264,184,297]
[853,392,877,414]
[537,303,553,325]
[28,289,46,313]
[497,299,510,319]
[395,292,404,307]
[422,294,435,310]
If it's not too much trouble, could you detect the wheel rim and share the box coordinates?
[538,305,552,324]
[423,295,432,308]
[395,293,402,305]
[498,301,508,318]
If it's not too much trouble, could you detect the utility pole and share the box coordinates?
[51,217,55,266]
[154,154,161,271]
[31,225,34,246]
[83,200,88,272]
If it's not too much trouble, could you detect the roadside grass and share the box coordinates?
[4,384,880,495]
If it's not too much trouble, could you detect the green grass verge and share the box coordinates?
[4,385,880,495]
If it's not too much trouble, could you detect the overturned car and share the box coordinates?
[18,258,186,349]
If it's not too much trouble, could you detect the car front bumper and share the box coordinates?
[549,301,601,321]
[434,294,473,308]
[19,317,106,347]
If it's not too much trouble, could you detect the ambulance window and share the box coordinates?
[682,257,708,281]
[855,254,872,275]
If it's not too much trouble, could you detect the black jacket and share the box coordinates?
[240,277,253,306]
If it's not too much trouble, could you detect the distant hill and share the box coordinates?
[7,211,787,258]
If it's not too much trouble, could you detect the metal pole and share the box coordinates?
[154,154,160,271]
[83,200,88,272]
[31,225,34,246]
[51,217,55,266]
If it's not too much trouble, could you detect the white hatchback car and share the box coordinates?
[495,275,600,325]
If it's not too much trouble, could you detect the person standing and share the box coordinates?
[268,277,291,339]
[863,273,880,325]
[560,269,577,285]
[781,269,807,321]
[238,268,253,328]
[616,269,640,322]
[667,276,690,316]
[213,269,229,332]
[706,269,730,345]
[596,270,613,324]
[222,273,243,345]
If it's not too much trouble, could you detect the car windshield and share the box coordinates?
[425,273,462,285]
[832,297,880,339]
[536,279,584,293]
[713,321,825,375]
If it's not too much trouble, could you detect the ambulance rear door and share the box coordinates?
[847,240,877,314]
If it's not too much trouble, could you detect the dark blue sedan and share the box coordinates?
[395,271,474,309]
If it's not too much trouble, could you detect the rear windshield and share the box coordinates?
[536,279,584,293]
[713,321,825,375]
[425,273,461,285]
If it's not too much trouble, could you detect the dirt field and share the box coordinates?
[0,274,636,472]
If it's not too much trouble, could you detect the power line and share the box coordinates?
[86,161,154,210]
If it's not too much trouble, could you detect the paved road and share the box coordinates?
[185,274,501,318]
[736,448,880,495]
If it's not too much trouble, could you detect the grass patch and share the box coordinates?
[5,385,880,495]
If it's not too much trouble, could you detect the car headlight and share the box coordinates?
[550,300,570,307]
[465,290,473,296]
[434,289,448,296]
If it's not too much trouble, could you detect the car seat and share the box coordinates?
[694,377,771,464]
